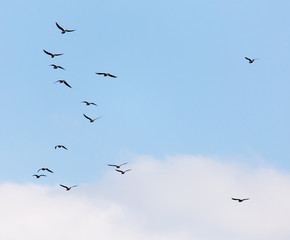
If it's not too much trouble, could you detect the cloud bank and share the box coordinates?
[1,155,290,240]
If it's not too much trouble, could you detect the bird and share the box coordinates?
[55,22,75,34]
[232,198,250,202]
[108,162,128,169]
[95,73,117,78]
[82,101,97,106]
[33,174,47,178]
[245,57,258,63]
[115,169,131,174]
[38,168,54,173]
[43,49,63,58]
[83,114,102,123]
[54,80,72,88]
[55,145,68,150]
[50,64,65,70]
[60,184,78,191]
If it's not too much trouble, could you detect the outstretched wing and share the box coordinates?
[63,81,72,88]
[54,53,64,57]
[245,57,251,61]
[231,198,240,201]
[108,164,118,167]
[54,80,61,84]
[115,169,123,173]
[70,185,78,188]
[43,49,53,57]
[93,116,102,121]
[96,73,105,76]
[66,29,75,32]
[46,168,54,173]
[83,114,93,121]
[108,74,117,78]
[124,169,131,173]
[119,162,128,167]
[90,102,97,106]
[60,184,68,189]
[61,145,68,150]
[56,22,65,32]
[58,66,65,70]
[242,198,250,201]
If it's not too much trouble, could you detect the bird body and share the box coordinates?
[115,169,131,174]
[56,22,75,34]
[43,49,63,58]
[108,162,128,169]
[60,184,78,191]
[38,168,54,173]
[83,114,102,123]
[95,73,117,78]
[54,80,72,88]
[232,198,250,202]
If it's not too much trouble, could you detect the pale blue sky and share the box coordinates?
[1,0,290,184]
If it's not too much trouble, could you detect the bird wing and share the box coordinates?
[115,169,123,173]
[43,49,53,56]
[70,185,78,188]
[245,57,251,61]
[46,169,53,173]
[91,102,97,106]
[37,168,43,173]
[61,145,68,150]
[54,53,64,56]
[63,81,72,88]
[242,198,250,201]
[55,22,65,32]
[96,73,105,75]
[119,162,128,167]
[40,175,47,177]
[33,175,38,177]
[60,184,68,189]
[108,164,118,167]
[54,80,61,84]
[83,114,93,121]
[66,29,75,32]
[124,169,131,173]
[231,198,239,201]
[93,116,102,121]
[83,101,89,104]
[108,74,117,78]
[58,66,65,70]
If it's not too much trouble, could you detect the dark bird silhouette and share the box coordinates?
[55,22,75,34]
[60,184,78,191]
[232,198,250,202]
[38,168,54,173]
[82,101,97,106]
[33,174,47,178]
[55,145,68,150]
[54,80,72,88]
[95,73,117,78]
[115,169,131,174]
[83,113,102,123]
[245,57,258,63]
[108,163,128,169]
[50,64,65,70]
[43,49,63,58]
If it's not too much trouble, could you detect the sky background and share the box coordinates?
[1,0,290,239]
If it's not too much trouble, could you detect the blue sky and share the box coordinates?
[1,0,290,185]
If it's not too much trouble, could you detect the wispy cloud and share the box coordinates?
[1,155,290,239]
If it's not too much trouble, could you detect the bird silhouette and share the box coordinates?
[245,57,258,63]
[232,198,250,202]
[60,184,78,191]
[43,49,63,58]
[95,73,117,78]
[82,101,97,106]
[83,114,102,123]
[50,64,65,70]
[33,174,47,178]
[38,168,54,173]
[108,162,128,169]
[54,80,72,88]
[55,22,75,34]
[55,145,68,150]
[115,169,131,174]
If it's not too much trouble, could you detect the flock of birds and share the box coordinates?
[33,22,132,191]
[36,22,255,202]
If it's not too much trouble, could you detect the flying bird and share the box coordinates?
[83,113,102,123]
[55,22,75,34]
[55,145,68,150]
[54,80,72,88]
[60,184,78,191]
[108,162,128,169]
[115,169,131,174]
[245,57,258,63]
[82,101,97,106]
[43,49,63,58]
[232,198,250,202]
[38,168,54,173]
[50,64,65,70]
[33,174,47,178]
[95,73,117,78]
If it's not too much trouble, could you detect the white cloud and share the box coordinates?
[1,155,290,240]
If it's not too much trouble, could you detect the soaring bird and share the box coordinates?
[54,80,72,88]
[55,22,75,34]
[115,169,131,174]
[232,198,250,202]
[82,101,97,106]
[60,184,78,191]
[38,168,54,173]
[43,49,63,58]
[95,73,117,78]
[55,145,68,150]
[245,57,258,63]
[50,64,65,70]
[33,174,47,178]
[108,163,128,169]
[83,114,102,123]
